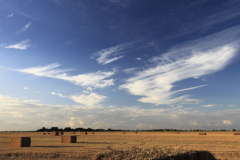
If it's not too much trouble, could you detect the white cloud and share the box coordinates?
[16,63,115,89]
[223,120,231,125]
[91,40,140,65]
[120,26,239,105]
[136,58,141,61]
[58,93,66,98]
[7,13,13,18]
[123,67,138,74]
[51,92,56,95]
[70,93,106,106]
[202,104,218,108]
[16,22,32,35]
[23,87,28,90]
[228,105,236,107]
[4,39,30,50]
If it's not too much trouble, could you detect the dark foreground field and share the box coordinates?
[0,131,240,159]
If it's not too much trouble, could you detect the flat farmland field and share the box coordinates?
[0,131,240,159]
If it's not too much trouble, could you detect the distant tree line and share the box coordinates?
[36,127,239,132]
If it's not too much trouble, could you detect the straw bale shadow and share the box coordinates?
[33,146,83,148]
[157,151,216,160]
[78,142,118,144]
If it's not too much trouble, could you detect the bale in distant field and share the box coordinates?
[50,131,59,136]
[71,132,75,134]
[230,130,233,132]
[135,132,138,134]
[60,132,64,135]
[122,132,125,134]
[234,133,240,135]
[42,133,45,135]
[48,133,50,135]
[11,137,31,147]
[61,136,77,143]
[80,132,87,135]
[173,132,179,134]
[199,133,206,135]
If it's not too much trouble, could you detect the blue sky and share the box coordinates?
[0,0,240,131]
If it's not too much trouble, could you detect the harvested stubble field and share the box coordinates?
[0,131,240,159]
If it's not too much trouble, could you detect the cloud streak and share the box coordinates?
[92,40,140,65]
[70,93,106,106]
[120,26,240,105]
[4,39,30,50]
[16,22,32,35]
[16,63,115,89]
[7,13,13,18]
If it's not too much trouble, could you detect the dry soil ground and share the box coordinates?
[0,131,240,159]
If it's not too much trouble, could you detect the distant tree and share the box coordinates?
[233,129,236,131]
[107,128,111,131]
[64,127,72,131]
[50,127,58,131]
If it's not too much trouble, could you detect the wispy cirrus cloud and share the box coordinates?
[51,91,106,106]
[123,67,139,74]
[7,13,13,18]
[16,22,32,35]
[4,39,30,50]
[120,26,240,105]
[91,40,140,65]
[16,63,115,89]
[202,104,218,108]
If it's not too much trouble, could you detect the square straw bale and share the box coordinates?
[234,133,240,135]
[50,131,59,136]
[199,133,206,135]
[42,133,46,135]
[60,132,64,135]
[135,132,138,134]
[11,137,31,147]
[173,132,179,134]
[61,136,77,143]
[80,132,87,135]
[122,132,125,134]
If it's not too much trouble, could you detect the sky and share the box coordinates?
[0,0,240,131]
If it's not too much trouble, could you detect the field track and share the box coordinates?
[1,131,240,159]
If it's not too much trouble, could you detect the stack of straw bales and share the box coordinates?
[61,136,77,143]
[199,133,206,135]
[11,137,31,147]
